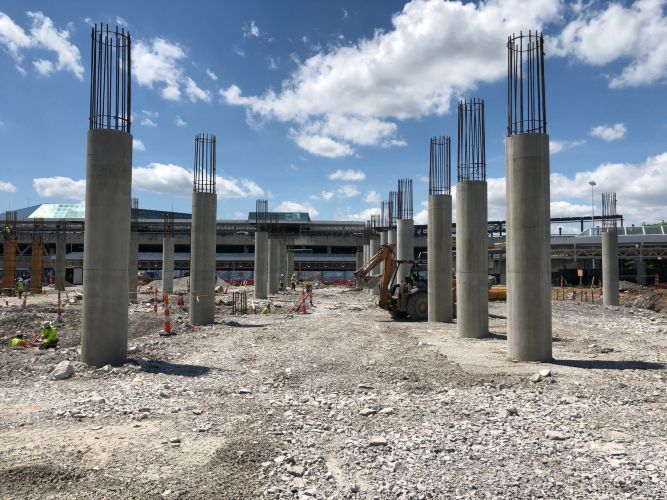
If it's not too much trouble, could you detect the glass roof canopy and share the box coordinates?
[27,204,191,220]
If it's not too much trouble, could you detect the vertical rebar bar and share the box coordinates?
[457,99,486,182]
[429,136,452,195]
[193,134,216,193]
[397,179,413,220]
[507,31,546,136]
[602,193,618,232]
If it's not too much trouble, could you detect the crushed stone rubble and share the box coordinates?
[0,287,665,498]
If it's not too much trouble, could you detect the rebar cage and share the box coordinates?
[163,212,174,236]
[89,24,131,132]
[254,199,269,231]
[429,136,452,195]
[380,200,390,229]
[457,98,486,182]
[397,179,413,220]
[193,134,216,193]
[507,30,547,136]
[32,218,44,243]
[389,191,398,227]
[602,192,618,232]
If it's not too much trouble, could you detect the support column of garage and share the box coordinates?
[279,239,287,290]
[602,193,619,306]
[506,31,552,361]
[2,211,17,291]
[162,212,175,293]
[254,200,269,299]
[82,25,133,366]
[456,98,488,339]
[286,247,295,283]
[428,136,453,322]
[30,219,44,294]
[396,180,414,286]
[189,134,217,326]
[268,215,280,294]
[128,197,139,302]
[379,200,390,285]
[369,215,381,296]
[55,221,66,291]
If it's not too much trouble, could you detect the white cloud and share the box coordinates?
[174,115,187,127]
[275,200,319,217]
[33,176,85,200]
[206,68,218,81]
[549,138,586,154]
[140,110,158,127]
[310,190,335,201]
[290,131,353,158]
[133,37,205,101]
[0,180,17,192]
[0,11,83,79]
[140,118,157,127]
[133,138,145,151]
[590,123,626,142]
[115,16,128,27]
[337,184,360,198]
[334,206,380,221]
[132,162,265,200]
[184,76,211,103]
[243,20,260,39]
[233,45,245,57]
[328,169,365,181]
[552,0,667,88]
[364,190,381,204]
[267,56,279,70]
[220,0,560,156]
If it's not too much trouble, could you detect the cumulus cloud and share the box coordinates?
[132,138,146,151]
[552,0,667,88]
[0,11,83,79]
[220,0,560,156]
[328,169,365,181]
[0,180,17,192]
[132,163,265,200]
[310,190,334,201]
[184,76,211,103]
[206,68,218,81]
[33,176,85,200]
[275,200,319,217]
[140,110,158,127]
[549,138,586,154]
[337,184,360,198]
[334,206,380,221]
[590,123,627,142]
[243,20,260,39]
[364,190,381,204]
[174,115,187,127]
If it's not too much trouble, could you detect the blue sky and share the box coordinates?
[1,0,666,228]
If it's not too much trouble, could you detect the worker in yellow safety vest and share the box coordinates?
[38,321,58,349]
[16,278,25,298]
[10,334,29,348]
[290,274,297,291]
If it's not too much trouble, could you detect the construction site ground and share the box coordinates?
[1,285,666,499]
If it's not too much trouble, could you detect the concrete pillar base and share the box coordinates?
[189,192,217,326]
[396,219,414,286]
[428,194,453,322]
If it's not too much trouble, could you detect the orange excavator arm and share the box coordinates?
[353,244,397,308]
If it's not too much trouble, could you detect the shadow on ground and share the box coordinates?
[553,359,665,370]
[127,358,211,377]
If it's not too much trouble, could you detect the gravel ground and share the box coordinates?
[0,286,666,499]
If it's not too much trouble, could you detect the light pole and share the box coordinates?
[589,180,596,270]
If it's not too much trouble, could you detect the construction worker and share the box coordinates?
[3,225,11,239]
[10,334,28,348]
[260,303,271,315]
[16,277,25,298]
[38,321,58,349]
[290,274,297,291]
[279,274,285,290]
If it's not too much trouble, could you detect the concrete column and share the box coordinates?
[254,231,268,299]
[189,192,217,325]
[268,237,280,294]
[81,130,132,367]
[637,260,646,285]
[379,231,388,286]
[456,180,488,339]
[286,249,294,281]
[602,230,619,306]
[369,237,380,296]
[162,235,174,293]
[55,233,66,292]
[128,230,138,302]
[428,194,453,322]
[355,248,364,290]
[396,219,414,286]
[387,229,397,246]
[506,134,552,361]
[279,243,287,289]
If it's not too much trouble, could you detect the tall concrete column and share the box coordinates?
[55,228,66,292]
[602,230,619,305]
[189,133,217,326]
[355,248,364,290]
[162,235,174,293]
[81,129,132,367]
[456,181,488,338]
[387,228,396,246]
[369,236,380,296]
[286,249,294,281]
[190,192,217,325]
[82,25,132,367]
[379,231,388,286]
[506,134,551,360]
[279,242,287,289]
[637,260,646,285]
[254,231,268,299]
[363,243,369,266]
[428,194,453,322]
[396,219,414,286]
[268,236,280,294]
[128,229,139,302]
